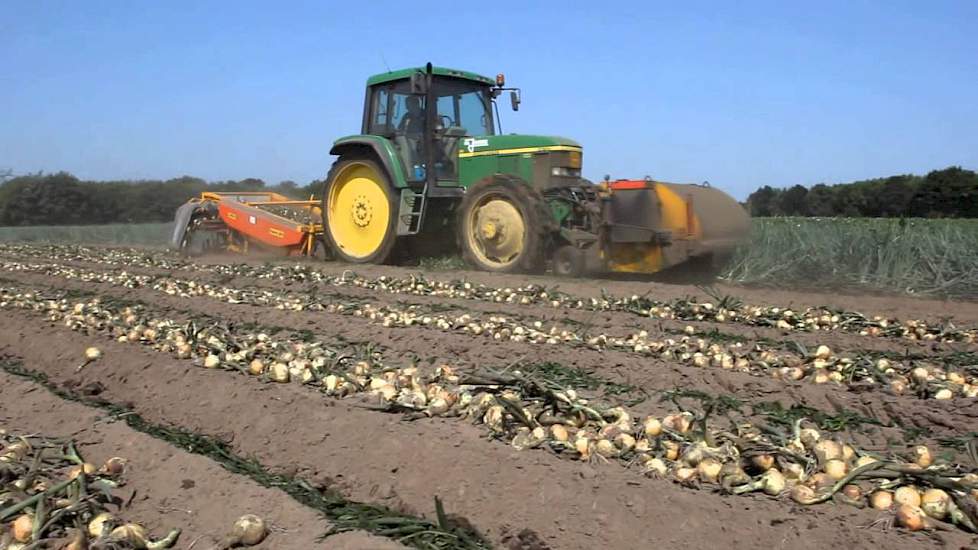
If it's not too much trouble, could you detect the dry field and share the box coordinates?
[1,242,977,549]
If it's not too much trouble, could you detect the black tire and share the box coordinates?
[320,155,399,265]
[553,245,585,277]
[456,174,551,273]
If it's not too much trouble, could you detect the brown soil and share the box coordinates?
[0,246,977,549]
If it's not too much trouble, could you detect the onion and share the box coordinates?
[88,512,116,538]
[934,388,953,400]
[855,455,878,469]
[782,462,805,481]
[12,514,33,542]
[895,504,928,531]
[913,445,933,468]
[574,436,592,460]
[247,359,265,376]
[869,490,893,510]
[681,442,707,466]
[483,405,505,433]
[642,417,662,438]
[808,473,834,490]
[814,345,831,360]
[595,439,617,458]
[642,456,668,477]
[268,362,290,383]
[813,439,842,463]
[749,454,774,472]
[799,428,821,449]
[841,445,855,462]
[68,462,97,480]
[100,456,127,476]
[662,413,692,434]
[841,484,862,501]
[697,457,722,482]
[110,524,147,547]
[674,466,697,484]
[791,484,816,504]
[920,488,949,520]
[550,424,569,442]
[84,346,102,361]
[614,433,636,452]
[64,529,88,550]
[203,354,221,369]
[218,514,267,547]
[662,440,680,461]
[894,485,921,508]
[823,459,848,480]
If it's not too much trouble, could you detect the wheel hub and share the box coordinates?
[471,199,525,265]
[352,195,372,227]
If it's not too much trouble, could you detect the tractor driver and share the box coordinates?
[398,96,425,135]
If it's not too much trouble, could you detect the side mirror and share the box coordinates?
[510,90,520,111]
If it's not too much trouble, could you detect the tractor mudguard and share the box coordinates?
[330,135,409,189]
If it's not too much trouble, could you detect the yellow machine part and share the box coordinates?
[325,162,391,259]
[604,182,749,274]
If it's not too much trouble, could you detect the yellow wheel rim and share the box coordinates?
[327,162,391,259]
[465,195,525,268]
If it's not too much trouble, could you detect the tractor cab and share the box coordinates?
[362,66,501,187]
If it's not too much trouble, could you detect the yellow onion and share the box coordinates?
[12,514,34,542]
[749,453,774,472]
[247,359,265,375]
[920,488,949,520]
[642,417,662,438]
[808,473,835,490]
[202,354,221,369]
[595,439,617,458]
[88,512,116,538]
[855,455,878,469]
[791,484,816,504]
[614,433,636,452]
[870,490,893,510]
[268,362,290,383]
[222,514,267,547]
[110,524,147,547]
[100,457,127,476]
[894,485,921,508]
[68,462,97,480]
[662,440,680,461]
[574,436,592,460]
[895,504,928,531]
[642,456,668,477]
[84,346,102,361]
[841,445,855,462]
[674,466,697,484]
[662,413,692,434]
[483,406,505,433]
[841,484,862,501]
[813,439,842,463]
[934,388,953,400]
[550,424,569,442]
[799,428,821,449]
[913,445,933,468]
[782,462,806,481]
[697,458,722,482]
[823,459,848,480]
[813,345,832,360]
[64,529,88,550]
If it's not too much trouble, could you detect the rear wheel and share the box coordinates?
[322,156,398,264]
[457,175,550,273]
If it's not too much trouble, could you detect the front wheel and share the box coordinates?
[321,156,398,264]
[456,175,550,273]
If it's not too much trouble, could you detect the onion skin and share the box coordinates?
[749,454,774,472]
[870,490,894,510]
[12,514,33,542]
[895,504,929,531]
[920,488,949,520]
[894,486,922,508]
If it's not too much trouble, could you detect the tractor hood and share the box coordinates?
[459,135,581,157]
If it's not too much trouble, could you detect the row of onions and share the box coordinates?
[0,243,974,343]
[1,286,976,536]
[0,429,267,549]
[1,260,973,401]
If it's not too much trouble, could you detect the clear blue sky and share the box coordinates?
[2,1,976,199]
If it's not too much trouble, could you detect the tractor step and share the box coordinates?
[397,187,426,236]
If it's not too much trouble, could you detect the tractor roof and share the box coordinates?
[366,66,496,87]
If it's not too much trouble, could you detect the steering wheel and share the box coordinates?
[438,114,454,129]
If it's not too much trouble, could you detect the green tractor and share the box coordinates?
[322,63,749,276]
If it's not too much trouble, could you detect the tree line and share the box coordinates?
[0,173,321,226]
[0,165,975,226]
[745,166,978,218]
